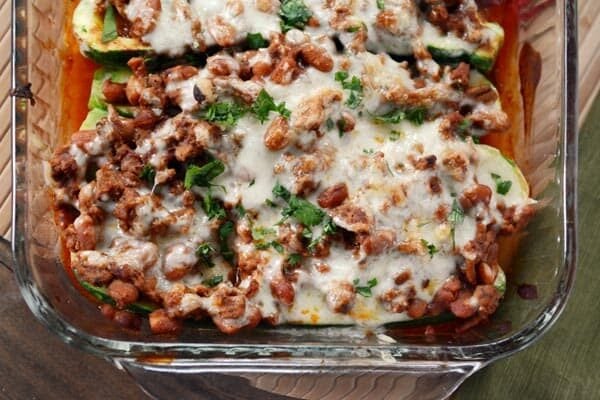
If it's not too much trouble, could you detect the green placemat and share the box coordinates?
[455,98,600,399]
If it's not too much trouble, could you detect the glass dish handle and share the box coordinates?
[0,237,13,272]
[117,358,482,400]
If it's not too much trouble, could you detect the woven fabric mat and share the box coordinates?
[0,0,596,236]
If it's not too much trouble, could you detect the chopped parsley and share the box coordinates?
[363,148,374,155]
[201,101,247,128]
[201,190,226,220]
[282,196,325,227]
[389,130,403,141]
[326,118,335,131]
[421,239,439,259]
[196,243,215,268]
[491,173,512,195]
[337,119,347,137]
[184,160,227,220]
[279,0,312,32]
[272,182,292,202]
[252,226,276,241]
[251,89,291,123]
[184,159,225,190]
[246,32,269,49]
[353,278,378,298]
[139,164,155,185]
[322,217,337,235]
[376,0,385,10]
[456,119,472,138]
[335,71,364,109]
[218,221,235,263]
[202,275,223,288]
[287,253,302,266]
[252,227,284,253]
[448,198,465,248]
[373,107,426,126]
[265,198,278,208]
[234,204,246,218]
[272,183,338,253]
[271,241,285,254]
[101,4,118,43]
[273,183,337,252]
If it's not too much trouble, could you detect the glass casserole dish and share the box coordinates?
[7,0,578,399]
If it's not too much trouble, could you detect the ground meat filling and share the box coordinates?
[54,1,535,334]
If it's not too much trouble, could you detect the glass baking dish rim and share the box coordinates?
[9,0,578,366]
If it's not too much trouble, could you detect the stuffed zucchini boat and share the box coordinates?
[74,0,503,72]
[51,27,534,334]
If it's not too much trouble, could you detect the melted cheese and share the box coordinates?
[114,0,492,57]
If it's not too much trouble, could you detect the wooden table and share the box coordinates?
[1,1,599,398]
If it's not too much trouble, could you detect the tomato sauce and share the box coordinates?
[59,0,97,143]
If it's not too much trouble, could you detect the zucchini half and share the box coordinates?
[426,22,504,73]
[80,66,136,130]
[474,144,532,206]
[73,0,150,66]
[80,108,108,130]
[88,67,135,116]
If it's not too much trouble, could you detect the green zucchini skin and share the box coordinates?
[74,0,150,66]
[88,67,132,109]
[79,280,157,314]
[79,108,108,130]
[426,23,504,73]
[427,46,494,73]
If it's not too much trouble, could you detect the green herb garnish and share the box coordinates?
[322,217,337,235]
[246,32,269,49]
[337,118,347,137]
[196,243,215,268]
[373,107,426,125]
[491,173,512,195]
[251,89,291,123]
[80,280,157,314]
[201,102,247,127]
[219,221,235,263]
[202,190,226,220]
[353,278,378,298]
[326,118,335,131]
[279,0,312,32]
[377,0,385,10]
[448,198,465,248]
[282,196,325,227]
[139,164,156,185]
[203,275,224,288]
[335,71,363,109]
[456,119,472,138]
[421,239,439,259]
[271,241,285,254]
[234,204,246,218]
[184,159,226,190]
[389,130,403,141]
[287,253,302,266]
[101,5,118,43]
[265,198,278,208]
